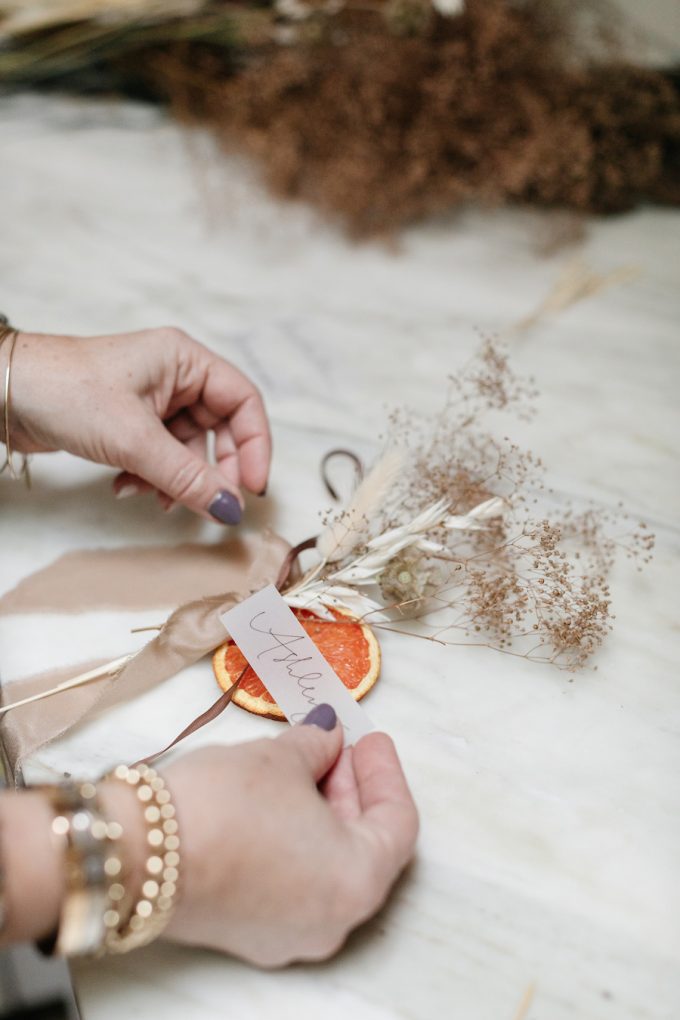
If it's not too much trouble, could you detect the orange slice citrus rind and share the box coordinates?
[212,606,381,720]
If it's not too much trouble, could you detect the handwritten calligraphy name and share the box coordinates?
[249,611,324,720]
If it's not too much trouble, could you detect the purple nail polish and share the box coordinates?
[209,490,242,525]
[302,703,337,731]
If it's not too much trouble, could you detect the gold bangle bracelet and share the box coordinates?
[0,314,30,486]
[0,817,6,940]
[102,763,180,955]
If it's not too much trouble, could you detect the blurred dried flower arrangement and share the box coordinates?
[0,0,678,234]
[286,342,654,671]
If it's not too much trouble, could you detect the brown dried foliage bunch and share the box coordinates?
[372,342,654,670]
[153,0,680,233]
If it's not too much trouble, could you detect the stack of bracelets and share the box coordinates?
[20,764,180,958]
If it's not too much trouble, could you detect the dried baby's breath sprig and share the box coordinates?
[283,340,654,671]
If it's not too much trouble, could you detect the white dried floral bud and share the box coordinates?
[276,0,312,20]
[431,0,464,16]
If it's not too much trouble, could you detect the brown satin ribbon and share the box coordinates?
[137,665,249,767]
[275,535,318,590]
[320,448,364,501]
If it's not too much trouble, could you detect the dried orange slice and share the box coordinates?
[212,606,380,720]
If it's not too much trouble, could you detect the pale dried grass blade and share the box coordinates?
[515,258,640,332]
[365,497,450,552]
[286,585,385,620]
[444,495,506,529]
[512,982,536,1020]
[316,446,405,563]
[0,654,132,717]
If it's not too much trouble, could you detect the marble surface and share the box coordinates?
[1,92,679,1020]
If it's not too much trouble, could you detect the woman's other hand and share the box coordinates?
[156,718,418,966]
[5,327,271,523]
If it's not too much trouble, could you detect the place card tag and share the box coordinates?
[220,585,374,747]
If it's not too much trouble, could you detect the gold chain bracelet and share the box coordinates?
[38,781,124,958]
[102,763,180,954]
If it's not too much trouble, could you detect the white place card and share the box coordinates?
[220,585,374,746]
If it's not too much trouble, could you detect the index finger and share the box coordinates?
[352,732,419,874]
[201,353,272,495]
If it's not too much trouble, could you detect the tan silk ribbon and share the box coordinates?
[0,530,291,784]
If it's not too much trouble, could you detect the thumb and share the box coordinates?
[125,419,243,524]
[278,705,343,783]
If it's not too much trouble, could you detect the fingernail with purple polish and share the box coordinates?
[302,703,337,731]
[209,491,242,525]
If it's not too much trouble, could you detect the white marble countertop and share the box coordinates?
[1,92,679,1020]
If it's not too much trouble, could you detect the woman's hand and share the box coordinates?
[122,718,418,967]
[0,713,417,964]
[4,327,271,523]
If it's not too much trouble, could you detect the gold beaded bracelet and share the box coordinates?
[102,763,180,954]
